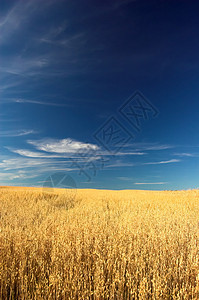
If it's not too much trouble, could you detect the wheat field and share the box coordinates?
[0,187,198,299]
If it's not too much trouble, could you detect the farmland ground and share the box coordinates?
[0,187,199,299]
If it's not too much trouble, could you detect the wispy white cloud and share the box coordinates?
[0,129,36,137]
[9,172,38,180]
[0,80,24,92]
[0,0,88,79]
[106,158,180,168]
[0,157,75,172]
[39,25,85,48]
[0,2,61,78]
[104,151,146,156]
[134,182,167,185]
[143,145,174,151]
[0,170,38,181]
[174,152,198,157]
[6,149,64,158]
[122,142,175,151]
[7,148,94,160]
[0,56,50,76]
[142,144,174,151]
[118,177,133,181]
[105,162,135,168]
[0,158,52,171]
[7,145,146,162]
[38,21,68,44]
[0,0,54,44]
[143,159,180,165]
[28,138,100,153]
[11,98,68,107]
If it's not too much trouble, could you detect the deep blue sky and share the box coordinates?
[1,0,199,190]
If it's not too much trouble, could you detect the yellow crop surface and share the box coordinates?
[0,187,199,299]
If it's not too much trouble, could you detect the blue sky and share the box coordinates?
[1,0,199,190]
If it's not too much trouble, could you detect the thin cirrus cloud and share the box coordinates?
[28,138,100,153]
[0,129,36,137]
[27,139,175,156]
[124,142,175,151]
[118,177,166,183]
[6,149,66,159]
[7,148,96,161]
[142,159,180,165]
[134,182,167,185]
[0,171,37,181]
[174,152,198,157]
[0,2,49,77]
[0,157,75,171]
[0,0,55,44]
[0,0,88,79]
[14,138,146,158]
[105,162,136,168]
[12,98,69,107]
[118,177,133,181]
[7,147,146,159]
[0,1,53,77]
[0,157,53,170]
[103,151,146,156]
[6,139,178,161]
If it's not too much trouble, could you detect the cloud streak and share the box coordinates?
[174,152,198,157]
[12,98,69,107]
[134,182,167,185]
[28,138,100,153]
[143,159,180,165]
[127,143,175,151]
[0,130,36,137]
[0,157,75,171]
[6,149,66,159]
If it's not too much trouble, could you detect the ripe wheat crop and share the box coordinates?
[0,187,199,299]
